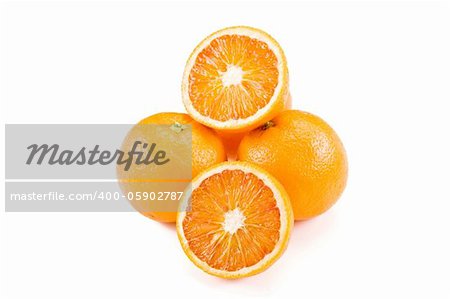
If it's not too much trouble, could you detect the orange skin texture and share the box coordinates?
[238,110,348,220]
[124,112,226,223]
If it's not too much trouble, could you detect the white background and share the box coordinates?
[1,1,450,298]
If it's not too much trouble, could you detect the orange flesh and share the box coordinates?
[188,35,279,121]
[182,169,281,271]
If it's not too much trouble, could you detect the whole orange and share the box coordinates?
[118,112,226,223]
[238,110,348,220]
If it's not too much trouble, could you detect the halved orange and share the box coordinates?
[176,161,293,279]
[182,26,289,134]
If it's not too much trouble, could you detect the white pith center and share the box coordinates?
[223,208,246,234]
[221,65,244,87]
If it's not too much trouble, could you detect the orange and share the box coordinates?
[177,161,293,279]
[118,112,226,223]
[238,110,348,220]
[182,26,290,134]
